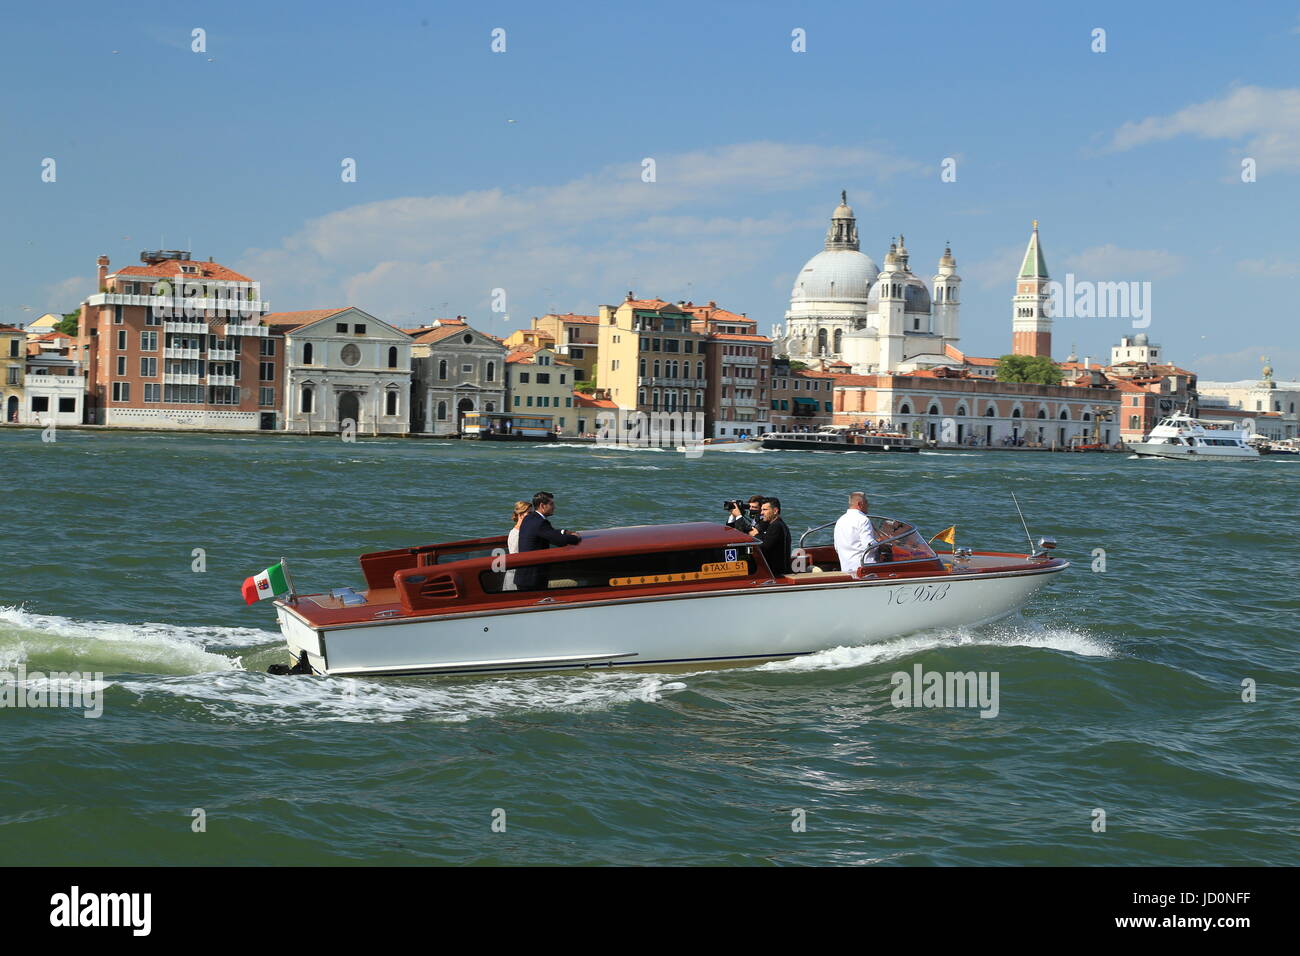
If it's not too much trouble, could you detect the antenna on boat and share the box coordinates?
[1010,493,1035,556]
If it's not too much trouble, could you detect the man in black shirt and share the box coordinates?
[514,492,582,590]
[748,496,791,575]
[726,494,767,535]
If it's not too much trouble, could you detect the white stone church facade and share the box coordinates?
[772,193,962,374]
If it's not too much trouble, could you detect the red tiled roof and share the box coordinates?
[0,324,27,334]
[709,332,771,343]
[830,374,880,387]
[574,392,617,408]
[35,331,72,340]
[542,313,599,324]
[114,260,252,282]
[622,297,677,310]
[261,308,350,332]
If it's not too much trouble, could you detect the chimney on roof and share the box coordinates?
[96,255,109,291]
[626,291,633,301]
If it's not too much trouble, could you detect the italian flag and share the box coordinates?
[242,562,290,605]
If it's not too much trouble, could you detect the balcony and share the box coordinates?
[165,347,200,360]
[209,348,237,361]
[163,372,201,385]
[639,376,705,389]
[88,292,270,315]
[164,321,208,334]
[223,323,268,338]
[208,373,237,386]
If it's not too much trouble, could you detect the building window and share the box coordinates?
[144,383,161,403]
[486,361,495,382]
[570,347,584,359]
[437,401,447,420]
[438,359,448,380]
[140,331,157,351]
[461,364,472,373]
[301,387,314,414]
[385,391,398,415]
[140,357,157,377]
[31,396,50,413]
[111,381,131,402]
[336,323,348,333]
[260,362,274,381]
[114,305,123,324]
[388,346,398,369]
[513,395,520,407]
[537,373,550,384]
[354,324,366,334]
[117,330,127,350]
[519,372,530,384]
[303,343,313,365]
[259,387,274,407]
[116,356,126,376]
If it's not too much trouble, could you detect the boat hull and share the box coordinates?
[1126,442,1259,461]
[275,562,1066,677]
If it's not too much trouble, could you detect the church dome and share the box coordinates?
[791,249,879,303]
[1133,332,1149,345]
[867,274,932,313]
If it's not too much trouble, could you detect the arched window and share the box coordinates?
[639,358,646,376]
[956,405,967,417]
[1011,408,1022,418]
[928,404,940,415]
[1082,412,1092,421]
[303,343,313,365]
[486,361,495,382]
[985,407,996,417]
[387,346,398,368]
[301,386,314,414]
[818,328,828,354]
[653,360,661,377]
[486,402,494,413]
[438,359,448,380]
[385,391,398,416]
[899,403,911,414]
[833,328,843,353]
[696,361,704,379]
[436,401,447,421]
[1037,409,1047,419]
[1059,409,1069,419]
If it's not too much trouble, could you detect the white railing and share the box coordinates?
[208,374,237,386]
[164,321,208,334]
[88,293,270,314]
[209,348,237,361]
[23,374,81,388]
[165,347,200,359]
[163,373,201,384]
[223,324,268,337]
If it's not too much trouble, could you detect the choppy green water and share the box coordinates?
[1,430,1296,865]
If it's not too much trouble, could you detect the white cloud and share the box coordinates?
[1062,244,1185,279]
[1108,85,1300,172]
[236,142,919,322]
[1236,257,1300,278]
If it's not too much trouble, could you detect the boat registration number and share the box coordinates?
[886,582,951,605]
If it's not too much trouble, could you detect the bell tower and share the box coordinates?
[1012,221,1052,357]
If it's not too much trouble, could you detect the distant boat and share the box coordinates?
[674,437,763,453]
[1126,413,1259,461]
[461,411,556,442]
[762,425,924,453]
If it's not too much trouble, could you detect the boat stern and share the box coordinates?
[274,601,327,674]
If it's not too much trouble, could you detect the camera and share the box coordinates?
[723,499,744,512]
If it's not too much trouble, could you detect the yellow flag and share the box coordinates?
[929,526,956,547]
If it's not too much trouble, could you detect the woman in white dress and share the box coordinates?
[501,500,532,591]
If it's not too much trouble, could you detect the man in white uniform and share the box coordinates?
[833,491,878,574]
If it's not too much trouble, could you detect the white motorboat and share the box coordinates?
[1126,413,1259,461]
[762,425,925,453]
[673,437,764,453]
[269,516,1068,677]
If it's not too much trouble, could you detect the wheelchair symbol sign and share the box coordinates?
[724,548,737,562]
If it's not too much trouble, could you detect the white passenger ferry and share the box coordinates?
[1127,413,1259,461]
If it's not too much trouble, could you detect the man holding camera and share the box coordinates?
[747,497,792,575]
[725,494,767,535]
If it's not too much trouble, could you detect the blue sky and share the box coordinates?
[3,0,1297,380]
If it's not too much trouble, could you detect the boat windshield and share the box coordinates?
[797,515,938,562]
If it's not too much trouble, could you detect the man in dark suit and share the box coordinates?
[748,496,792,575]
[513,491,582,590]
